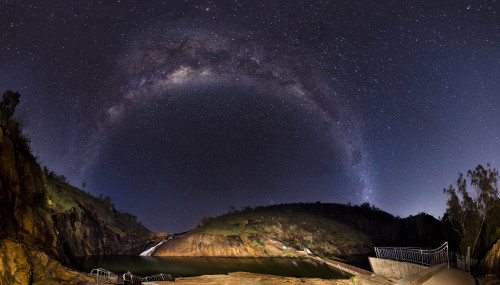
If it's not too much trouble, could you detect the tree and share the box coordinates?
[0,90,20,120]
[443,163,499,255]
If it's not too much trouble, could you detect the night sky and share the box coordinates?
[1,0,499,233]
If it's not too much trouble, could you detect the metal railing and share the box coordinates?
[90,268,175,284]
[142,273,176,283]
[123,272,175,285]
[90,268,123,284]
[374,241,449,267]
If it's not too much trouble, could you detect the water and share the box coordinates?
[74,256,348,279]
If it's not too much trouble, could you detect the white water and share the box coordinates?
[139,238,169,256]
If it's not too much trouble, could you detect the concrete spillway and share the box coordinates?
[139,238,169,256]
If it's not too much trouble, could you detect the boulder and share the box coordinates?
[0,239,92,285]
[479,239,500,278]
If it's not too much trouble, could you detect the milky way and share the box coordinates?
[76,27,375,205]
[2,0,498,233]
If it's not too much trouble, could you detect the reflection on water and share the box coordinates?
[74,256,347,279]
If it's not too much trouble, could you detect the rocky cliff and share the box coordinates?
[42,176,167,260]
[479,239,500,278]
[0,91,164,284]
[0,239,94,285]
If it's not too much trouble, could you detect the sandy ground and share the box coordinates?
[152,272,354,284]
[148,272,397,285]
[421,268,475,285]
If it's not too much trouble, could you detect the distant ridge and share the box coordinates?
[152,202,458,263]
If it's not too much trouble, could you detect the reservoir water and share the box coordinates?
[74,256,348,279]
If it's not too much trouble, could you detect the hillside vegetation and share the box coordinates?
[42,172,150,236]
[154,203,457,260]
[197,208,372,257]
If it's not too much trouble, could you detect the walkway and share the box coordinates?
[421,268,475,285]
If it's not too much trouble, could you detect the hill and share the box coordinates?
[155,208,373,258]
[153,203,457,261]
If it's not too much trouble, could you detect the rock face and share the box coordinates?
[154,233,297,257]
[0,239,93,285]
[51,207,167,258]
[155,234,261,257]
[479,239,500,278]
[0,107,164,283]
[0,120,66,262]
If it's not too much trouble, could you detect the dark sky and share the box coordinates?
[1,0,499,233]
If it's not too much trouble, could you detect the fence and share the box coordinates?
[456,246,476,273]
[123,272,175,285]
[374,241,449,267]
[90,268,123,284]
[90,268,175,284]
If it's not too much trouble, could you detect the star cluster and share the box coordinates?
[1,0,498,233]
